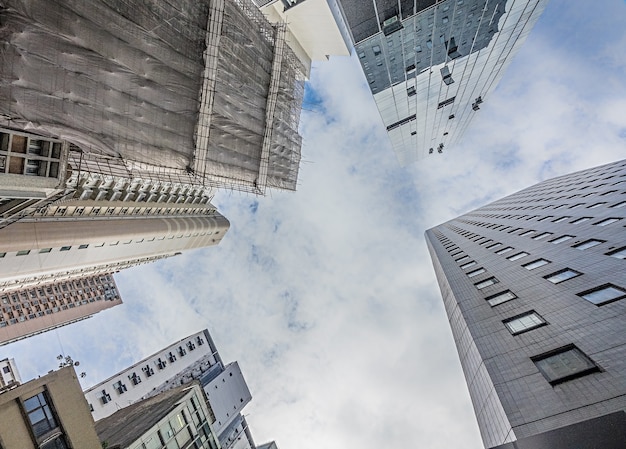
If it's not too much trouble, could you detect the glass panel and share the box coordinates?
[534,347,597,384]
[545,269,580,284]
[487,291,516,306]
[460,261,476,269]
[580,285,626,305]
[508,252,529,261]
[467,268,485,278]
[475,277,498,289]
[496,246,513,255]
[573,239,603,250]
[523,259,549,270]
[550,235,573,244]
[595,217,620,226]
[607,247,626,260]
[505,311,544,334]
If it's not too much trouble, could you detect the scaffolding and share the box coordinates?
[0,0,306,194]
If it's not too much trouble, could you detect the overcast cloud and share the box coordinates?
[5,1,626,449]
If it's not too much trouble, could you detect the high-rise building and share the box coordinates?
[84,329,259,449]
[0,365,101,448]
[425,159,626,449]
[336,0,548,164]
[0,273,123,346]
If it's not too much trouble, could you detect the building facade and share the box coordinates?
[85,329,257,449]
[0,366,101,449]
[426,159,626,449]
[336,0,548,164]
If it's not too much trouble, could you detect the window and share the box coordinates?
[507,252,529,261]
[486,242,501,249]
[578,284,626,305]
[532,232,552,240]
[519,230,535,237]
[522,259,550,270]
[550,235,574,244]
[467,268,486,278]
[456,255,469,263]
[569,203,584,209]
[78,244,89,249]
[594,217,621,226]
[39,248,52,253]
[545,269,581,284]
[504,311,547,335]
[23,392,59,438]
[460,261,477,269]
[16,250,30,256]
[60,246,71,251]
[588,202,606,209]
[572,239,604,250]
[475,277,498,290]
[571,217,591,224]
[486,290,516,306]
[113,380,127,394]
[552,216,570,223]
[496,246,514,255]
[532,345,600,385]
[611,200,626,208]
[606,246,626,259]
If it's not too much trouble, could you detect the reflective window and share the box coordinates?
[606,247,626,260]
[522,259,550,270]
[594,217,621,226]
[578,284,626,305]
[475,277,498,290]
[572,239,604,250]
[467,268,486,278]
[486,242,501,249]
[495,246,514,255]
[532,346,599,385]
[552,216,570,223]
[507,252,529,261]
[611,200,626,208]
[519,230,535,237]
[456,255,469,263]
[460,261,477,269]
[24,392,59,438]
[550,235,574,244]
[504,311,546,334]
[545,269,581,284]
[486,290,516,306]
[532,232,552,240]
[571,217,591,224]
[587,202,606,209]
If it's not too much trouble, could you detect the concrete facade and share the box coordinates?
[426,159,626,448]
[0,366,100,448]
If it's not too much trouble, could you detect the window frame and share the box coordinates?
[544,268,582,284]
[531,345,600,385]
[503,310,547,335]
[577,284,626,306]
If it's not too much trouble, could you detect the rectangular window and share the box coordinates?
[537,216,553,222]
[611,200,626,208]
[550,235,574,244]
[60,246,71,251]
[532,232,553,240]
[594,217,621,226]
[552,216,570,223]
[545,269,581,284]
[16,250,30,256]
[504,311,547,335]
[606,247,626,260]
[587,202,606,209]
[475,277,498,290]
[467,268,486,278]
[522,259,550,270]
[572,239,604,250]
[456,255,469,263]
[486,290,516,306]
[437,96,456,109]
[532,345,599,385]
[496,246,514,255]
[507,252,529,261]
[578,284,626,305]
[39,248,52,253]
[460,261,477,269]
[23,392,59,438]
[486,242,501,249]
[569,203,584,209]
[519,230,535,237]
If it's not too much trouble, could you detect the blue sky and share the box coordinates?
[4,1,626,449]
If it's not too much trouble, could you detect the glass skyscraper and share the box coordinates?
[425,159,626,449]
[336,0,548,164]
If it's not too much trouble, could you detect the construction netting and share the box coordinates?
[0,0,306,193]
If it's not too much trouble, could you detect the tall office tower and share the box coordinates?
[84,330,259,449]
[95,382,221,449]
[425,159,626,449]
[0,366,101,448]
[0,273,123,346]
[336,0,548,164]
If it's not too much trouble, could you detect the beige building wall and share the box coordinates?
[0,366,101,448]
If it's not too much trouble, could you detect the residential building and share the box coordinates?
[425,159,626,448]
[95,382,221,449]
[336,0,548,164]
[0,274,123,346]
[85,330,257,449]
[0,365,100,448]
[0,358,21,392]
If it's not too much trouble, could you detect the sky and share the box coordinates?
[4,1,626,449]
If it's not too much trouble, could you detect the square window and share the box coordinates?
[578,284,626,305]
[460,261,477,269]
[507,252,529,261]
[496,246,514,255]
[522,259,550,270]
[572,239,604,250]
[486,290,516,306]
[532,232,552,240]
[550,235,574,244]
[594,217,621,226]
[606,246,626,260]
[467,267,486,278]
[532,345,599,385]
[475,277,498,290]
[571,217,591,224]
[504,310,547,335]
[545,269,581,284]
